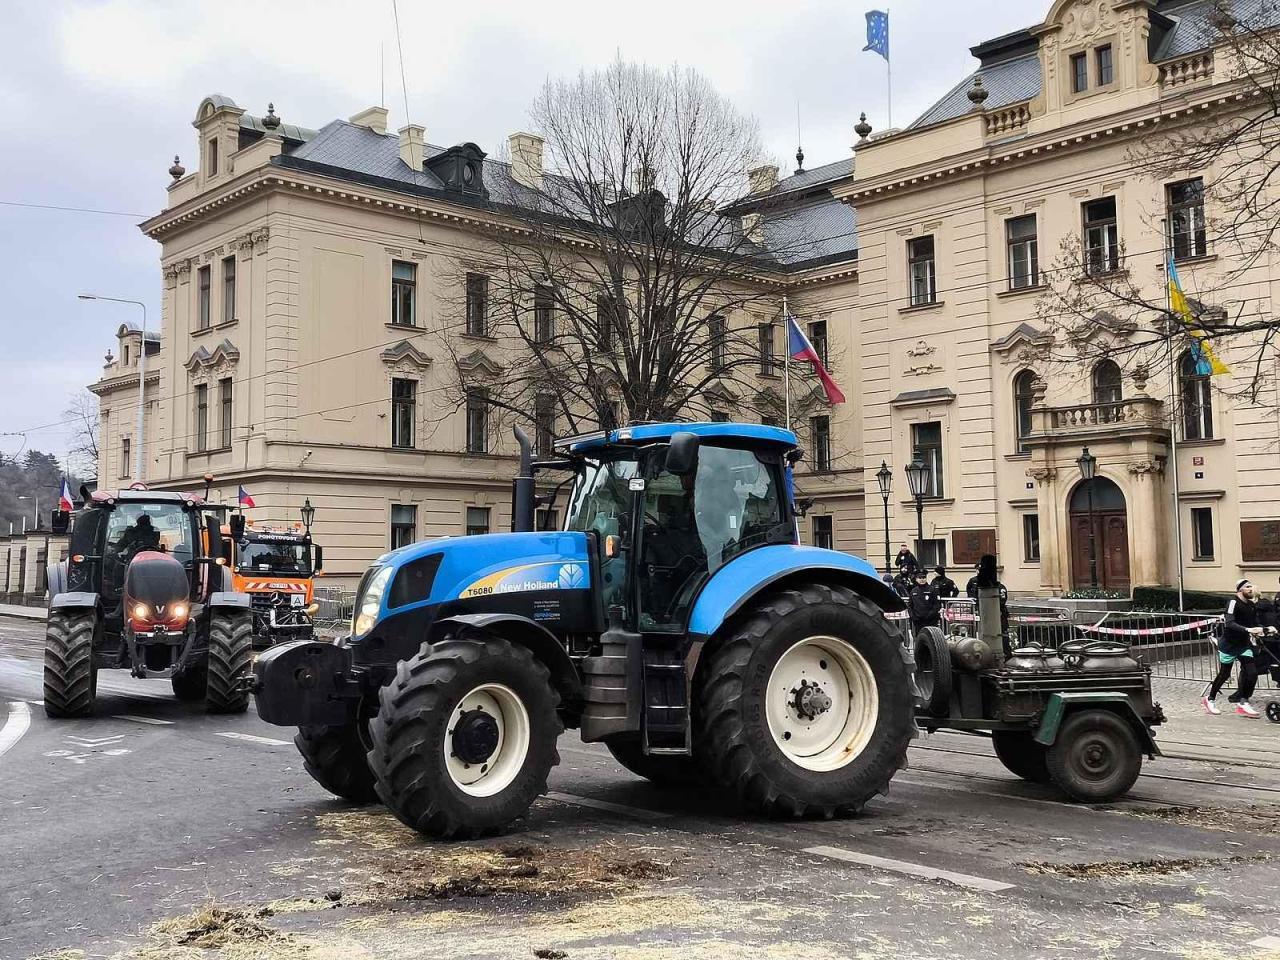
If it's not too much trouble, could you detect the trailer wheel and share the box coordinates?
[44,608,98,718]
[1046,709,1142,802]
[606,737,708,787]
[696,584,914,819]
[912,626,952,716]
[991,731,1050,783]
[368,637,562,839]
[295,723,379,803]
[206,610,253,714]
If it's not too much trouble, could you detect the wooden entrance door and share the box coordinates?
[1070,511,1131,592]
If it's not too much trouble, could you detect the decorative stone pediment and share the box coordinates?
[754,386,785,413]
[991,323,1054,365]
[380,340,433,373]
[185,339,240,377]
[704,380,740,408]
[1051,0,1116,45]
[456,349,505,377]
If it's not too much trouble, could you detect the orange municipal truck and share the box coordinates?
[225,513,323,646]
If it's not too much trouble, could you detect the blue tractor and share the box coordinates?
[253,423,916,838]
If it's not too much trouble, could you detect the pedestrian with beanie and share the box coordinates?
[1203,579,1261,717]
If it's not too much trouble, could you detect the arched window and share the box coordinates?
[1092,359,1122,407]
[1180,349,1214,440]
[1013,370,1037,453]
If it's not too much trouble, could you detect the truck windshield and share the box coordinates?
[566,458,638,539]
[238,540,312,575]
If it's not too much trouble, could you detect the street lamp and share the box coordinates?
[904,452,929,567]
[1076,446,1099,589]
[301,498,316,534]
[876,461,893,573]
[79,294,147,482]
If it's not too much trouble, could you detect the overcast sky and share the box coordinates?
[0,0,1037,469]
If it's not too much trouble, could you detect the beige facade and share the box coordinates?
[98,0,1278,596]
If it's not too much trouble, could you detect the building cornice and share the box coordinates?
[89,370,161,396]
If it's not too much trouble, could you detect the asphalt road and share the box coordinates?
[3,614,1280,960]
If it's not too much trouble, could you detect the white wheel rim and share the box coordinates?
[766,635,878,772]
[443,683,531,798]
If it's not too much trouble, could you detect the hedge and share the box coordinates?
[1131,585,1234,613]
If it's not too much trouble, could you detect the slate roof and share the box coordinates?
[910,52,1041,131]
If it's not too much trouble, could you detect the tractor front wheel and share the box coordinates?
[296,722,379,803]
[44,609,98,718]
[368,637,562,839]
[696,584,914,819]
[206,610,253,714]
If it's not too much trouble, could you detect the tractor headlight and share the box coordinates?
[171,603,188,620]
[353,566,392,637]
[132,603,149,620]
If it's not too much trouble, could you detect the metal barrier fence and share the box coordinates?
[313,587,355,630]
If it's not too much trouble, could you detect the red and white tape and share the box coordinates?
[1077,617,1220,638]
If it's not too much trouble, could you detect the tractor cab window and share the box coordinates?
[103,503,195,596]
[567,456,639,616]
[639,445,783,631]
[238,539,311,575]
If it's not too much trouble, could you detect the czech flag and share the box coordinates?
[786,314,846,405]
[58,478,74,513]
[238,485,256,509]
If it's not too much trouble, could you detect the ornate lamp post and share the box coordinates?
[876,461,893,573]
[1076,447,1099,589]
[904,453,929,566]
[300,498,316,535]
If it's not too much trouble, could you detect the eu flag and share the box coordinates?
[864,10,889,60]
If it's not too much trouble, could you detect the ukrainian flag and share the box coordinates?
[1168,257,1229,376]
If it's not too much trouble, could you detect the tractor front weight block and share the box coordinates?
[253,639,358,727]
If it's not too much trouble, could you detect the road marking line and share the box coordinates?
[1251,936,1280,949]
[216,731,290,746]
[803,845,1015,893]
[0,702,31,760]
[24,700,43,707]
[67,735,125,747]
[113,715,174,725]
[545,791,673,820]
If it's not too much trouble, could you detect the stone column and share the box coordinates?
[1029,465,1064,595]
[1123,459,1169,587]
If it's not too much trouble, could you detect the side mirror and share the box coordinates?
[313,544,323,573]
[230,513,246,540]
[51,510,71,535]
[665,432,700,477]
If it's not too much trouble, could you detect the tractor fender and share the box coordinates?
[50,591,98,611]
[435,613,583,708]
[687,544,905,641]
[209,591,252,610]
[1033,692,1161,757]
[46,560,69,600]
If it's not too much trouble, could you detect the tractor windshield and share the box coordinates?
[566,457,639,539]
[238,539,312,575]
[103,503,196,599]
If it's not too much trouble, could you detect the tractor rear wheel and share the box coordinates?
[44,608,98,718]
[991,731,1050,784]
[368,637,562,839]
[696,584,914,819]
[206,610,253,714]
[296,723,379,803]
[606,737,707,787]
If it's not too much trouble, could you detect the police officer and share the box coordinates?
[967,553,1010,650]
[908,569,942,634]
[931,565,959,598]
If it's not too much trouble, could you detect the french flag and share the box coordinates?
[786,314,846,405]
[238,485,256,509]
[58,478,74,513]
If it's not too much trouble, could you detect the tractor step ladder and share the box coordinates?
[642,649,690,754]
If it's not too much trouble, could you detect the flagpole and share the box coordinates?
[783,296,792,431]
[1165,225,1186,612]
[886,7,893,128]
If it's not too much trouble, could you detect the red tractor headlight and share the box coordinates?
[132,603,150,620]
[170,603,188,620]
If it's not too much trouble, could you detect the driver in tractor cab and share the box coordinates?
[116,514,161,561]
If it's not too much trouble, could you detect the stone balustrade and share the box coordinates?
[984,101,1032,138]
[1034,395,1167,437]
[1159,52,1214,89]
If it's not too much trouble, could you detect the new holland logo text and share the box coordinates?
[459,561,590,599]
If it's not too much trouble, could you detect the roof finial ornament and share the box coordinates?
[262,102,281,131]
[795,145,805,174]
[968,75,990,109]
[854,112,873,146]
[168,155,185,180]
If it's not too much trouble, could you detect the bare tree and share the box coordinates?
[63,389,100,477]
[432,61,825,445]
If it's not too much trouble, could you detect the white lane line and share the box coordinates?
[24,700,43,707]
[216,731,290,746]
[803,845,1015,893]
[1251,936,1280,949]
[113,715,174,726]
[545,791,673,820]
[0,702,32,760]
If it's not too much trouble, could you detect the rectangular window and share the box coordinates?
[535,394,556,456]
[194,383,209,453]
[391,261,416,327]
[1169,178,1207,261]
[465,273,488,336]
[121,438,131,478]
[915,538,948,569]
[1096,44,1114,86]
[207,137,218,176]
[390,504,417,549]
[197,265,211,330]
[811,415,832,472]
[597,295,616,350]
[1006,215,1039,290]
[761,415,780,428]
[1023,513,1041,563]
[708,313,726,371]
[911,421,944,498]
[812,515,834,550]
[602,400,622,431]
[1083,197,1120,276]
[466,388,488,454]
[222,255,236,324]
[218,377,233,449]
[534,285,554,344]
[536,507,560,532]
[809,320,829,367]
[1191,507,1215,560]
[908,236,937,306]
[1071,52,1089,93]
[391,378,416,448]
[123,344,130,366]
[710,411,730,423]
[758,323,776,375]
[465,506,491,536]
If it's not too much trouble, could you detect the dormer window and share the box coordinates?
[1096,44,1114,86]
[207,137,218,176]
[1070,53,1089,93]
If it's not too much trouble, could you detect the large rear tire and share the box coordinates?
[695,584,914,819]
[368,637,562,839]
[44,609,98,718]
[606,737,707,787]
[296,723,379,803]
[991,730,1050,784]
[206,610,253,714]
[1046,709,1143,802]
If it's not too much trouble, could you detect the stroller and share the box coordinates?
[1257,632,1280,723]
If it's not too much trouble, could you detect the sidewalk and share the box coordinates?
[1151,674,1279,768]
[0,604,45,621]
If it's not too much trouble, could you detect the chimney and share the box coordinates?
[748,163,779,195]
[508,132,544,190]
[399,124,425,169]
[743,213,764,244]
[350,106,389,135]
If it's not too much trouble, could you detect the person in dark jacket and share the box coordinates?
[895,545,918,573]
[931,565,959,598]
[1204,579,1261,717]
[908,570,942,634]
